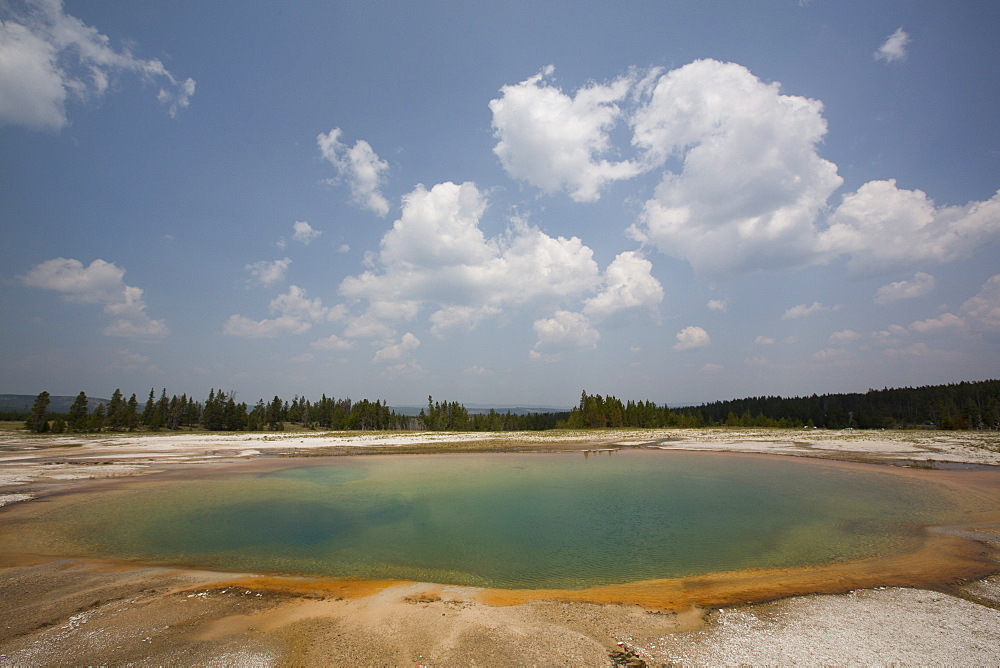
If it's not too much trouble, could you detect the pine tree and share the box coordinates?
[168,395,182,430]
[90,403,106,432]
[27,391,50,433]
[155,389,169,430]
[143,388,156,427]
[126,394,140,431]
[107,389,126,431]
[68,391,88,432]
[267,395,284,431]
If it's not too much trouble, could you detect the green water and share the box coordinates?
[48,450,951,588]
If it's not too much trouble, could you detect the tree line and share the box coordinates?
[16,379,1000,434]
[682,379,1000,430]
[563,380,1000,430]
[561,392,800,429]
[19,390,567,434]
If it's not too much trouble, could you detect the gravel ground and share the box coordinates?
[649,587,1000,666]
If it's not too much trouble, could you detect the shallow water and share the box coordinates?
[38,450,955,588]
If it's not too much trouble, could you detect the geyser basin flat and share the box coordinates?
[23,450,959,589]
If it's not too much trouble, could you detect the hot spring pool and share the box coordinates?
[34,450,954,589]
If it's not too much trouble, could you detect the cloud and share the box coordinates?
[342,313,396,341]
[782,301,835,319]
[429,305,501,338]
[317,128,390,216]
[875,27,910,63]
[292,221,322,245]
[246,257,291,287]
[223,285,344,339]
[828,329,861,345]
[707,299,728,313]
[582,251,663,321]
[909,312,964,334]
[488,62,1000,284]
[0,0,194,130]
[820,181,1000,275]
[673,325,710,350]
[874,272,935,304]
[960,274,1000,333]
[489,65,642,202]
[339,181,605,340]
[222,313,310,339]
[811,348,853,364]
[753,335,776,345]
[628,59,842,281]
[311,333,354,351]
[872,324,910,347]
[382,360,425,377]
[21,257,126,303]
[883,342,933,359]
[111,349,153,374]
[530,310,600,362]
[373,332,420,362]
[20,257,168,340]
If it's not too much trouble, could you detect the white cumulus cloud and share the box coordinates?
[246,258,291,287]
[20,257,168,340]
[310,333,355,351]
[874,272,935,304]
[828,329,861,345]
[317,128,390,216]
[673,325,710,351]
[909,312,965,334]
[488,62,1000,284]
[872,325,910,347]
[0,0,194,130]
[707,299,729,313]
[820,181,1000,276]
[489,65,642,202]
[429,305,502,338]
[960,274,1000,333]
[292,221,322,245]
[374,332,420,362]
[629,59,842,281]
[339,181,605,341]
[530,310,600,362]
[582,251,663,321]
[224,285,344,339]
[875,27,910,63]
[782,301,835,320]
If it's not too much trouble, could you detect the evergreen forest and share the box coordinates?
[9,379,1000,434]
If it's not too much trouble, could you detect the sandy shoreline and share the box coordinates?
[1,427,999,665]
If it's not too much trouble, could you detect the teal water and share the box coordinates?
[48,450,951,588]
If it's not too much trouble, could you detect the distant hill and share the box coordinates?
[0,394,110,414]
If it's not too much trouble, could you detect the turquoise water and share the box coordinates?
[49,450,950,588]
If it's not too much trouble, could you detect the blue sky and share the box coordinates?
[2,0,998,407]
